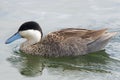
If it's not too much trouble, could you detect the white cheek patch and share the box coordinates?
[19,30,41,43]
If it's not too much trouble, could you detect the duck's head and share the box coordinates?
[5,21,43,44]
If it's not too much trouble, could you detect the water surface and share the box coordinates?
[0,0,120,80]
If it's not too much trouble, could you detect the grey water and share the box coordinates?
[0,0,120,80]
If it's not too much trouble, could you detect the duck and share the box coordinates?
[5,21,117,57]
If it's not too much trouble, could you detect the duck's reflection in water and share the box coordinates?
[7,50,112,77]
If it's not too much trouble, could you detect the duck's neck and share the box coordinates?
[23,40,36,46]
[20,39,40,54]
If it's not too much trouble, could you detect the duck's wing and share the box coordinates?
[80,28,108,43]
[46,28,108,43]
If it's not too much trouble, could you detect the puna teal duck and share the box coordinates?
[5,21,117,57]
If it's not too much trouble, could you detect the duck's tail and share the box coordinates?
[87,32,117,53]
